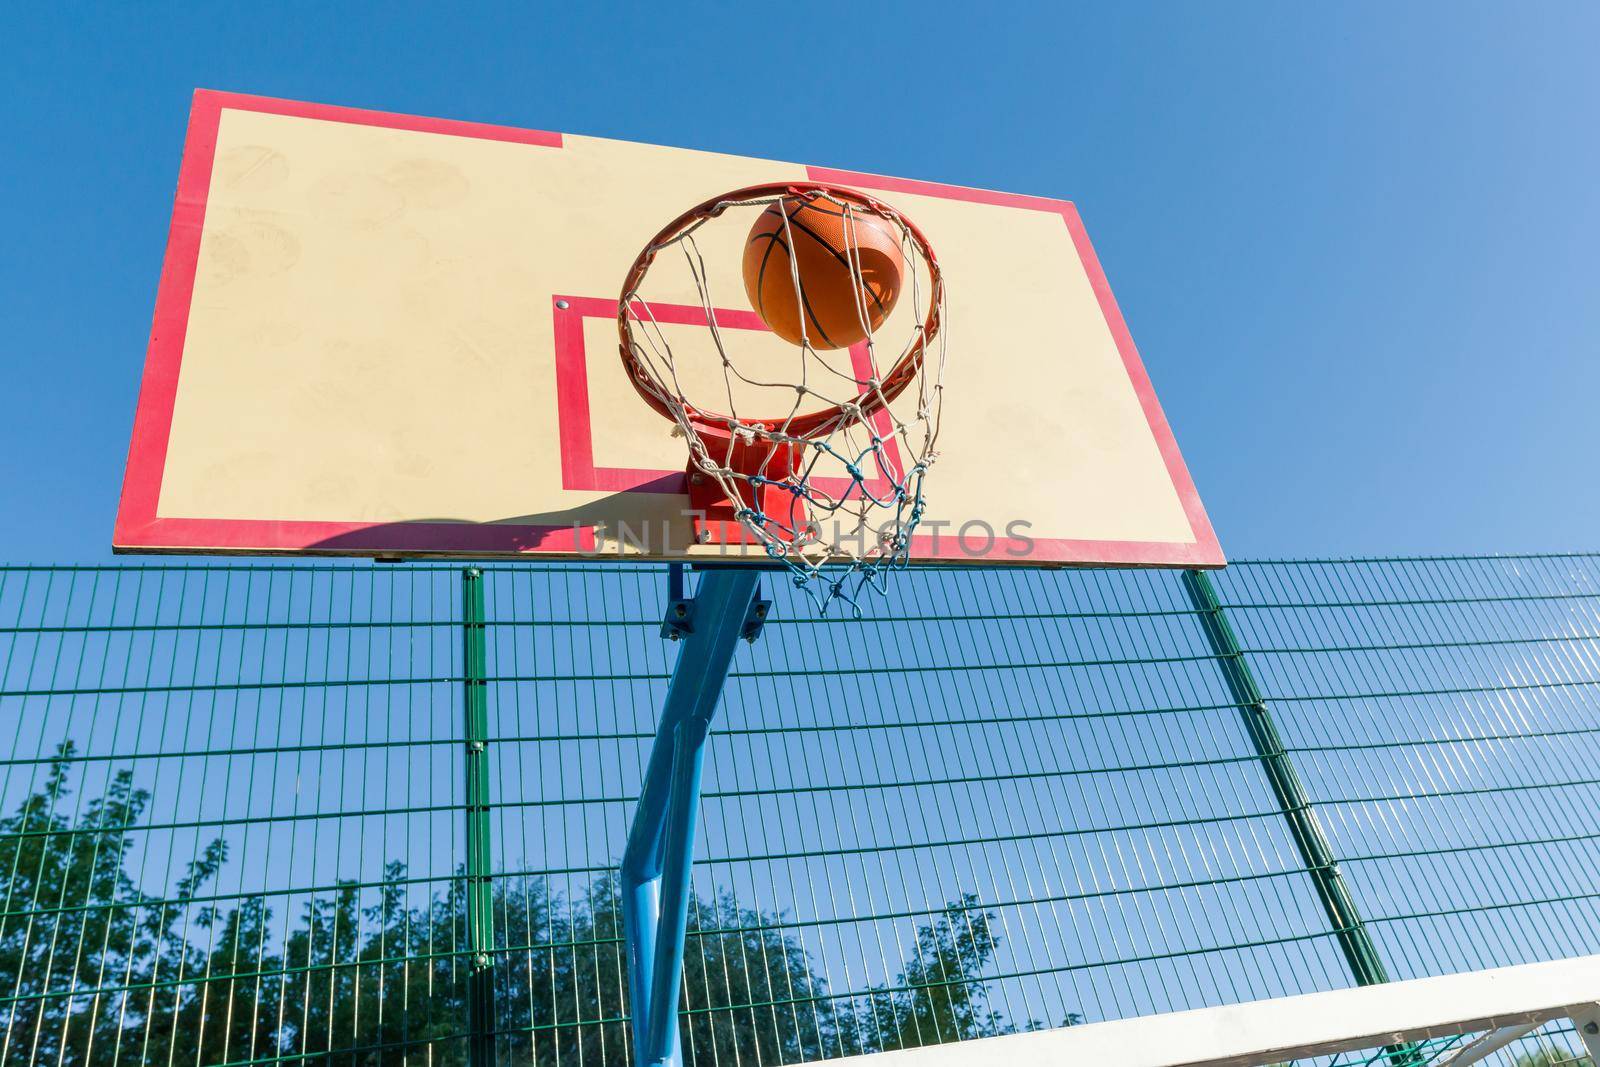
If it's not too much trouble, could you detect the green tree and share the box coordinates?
[848,893,1021,1052]
[0,744,153,1067]
[1,748,1051,1065]
[493,876,846,1067]
[1512,1045,1594,1067]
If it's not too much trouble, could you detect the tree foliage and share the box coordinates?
[1511,1045,1594,1067]
[1,746,1051,1065]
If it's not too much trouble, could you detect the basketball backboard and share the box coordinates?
[114,90,1223,567]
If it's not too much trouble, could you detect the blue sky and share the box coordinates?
[2,2,1597,562]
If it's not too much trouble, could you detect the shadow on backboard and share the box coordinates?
[304,486,697,559]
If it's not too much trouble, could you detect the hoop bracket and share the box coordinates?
[684,423,810,548]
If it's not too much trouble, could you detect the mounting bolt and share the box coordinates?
[467,740,485,753]
[555,299,570,310]
[1586,1022,1599,1036]
[674,604,687,618]
[474,953,491,969]
[697,530,712,544]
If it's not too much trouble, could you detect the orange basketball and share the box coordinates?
[742,197,904,350]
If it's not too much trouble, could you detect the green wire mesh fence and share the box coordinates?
[0,556,1596,1067]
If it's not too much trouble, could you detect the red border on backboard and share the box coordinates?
[113,90,1223,566]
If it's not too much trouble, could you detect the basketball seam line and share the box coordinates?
[794,267,838,349]
[785,210,890,316]
[751,226,839,349]
[753,229,785,325]
[779,201,842,348]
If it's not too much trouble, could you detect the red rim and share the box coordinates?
[617,182,943,440]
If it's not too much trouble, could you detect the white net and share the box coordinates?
[619,185,946,614]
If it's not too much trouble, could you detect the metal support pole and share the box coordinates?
[1182,570,1394,988]
[622,566,764,1067]
[462,568,497,1067]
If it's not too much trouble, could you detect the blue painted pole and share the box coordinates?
[621,567,761,1067]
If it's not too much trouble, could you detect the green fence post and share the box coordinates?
[1182,569,1394,988]
[462,567,498,1067]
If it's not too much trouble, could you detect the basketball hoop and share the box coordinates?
[618,182,946,613]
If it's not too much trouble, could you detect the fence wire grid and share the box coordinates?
[1,555,1597,1067]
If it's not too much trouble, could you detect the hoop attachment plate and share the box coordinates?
[685,423,810,548]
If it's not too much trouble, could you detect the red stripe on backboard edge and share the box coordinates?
[807,165,1225,569]
[192,89,563,149]
[114,90,222,550]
